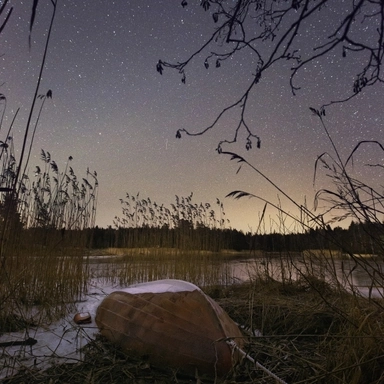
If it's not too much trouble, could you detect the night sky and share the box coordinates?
[1,0,383,232]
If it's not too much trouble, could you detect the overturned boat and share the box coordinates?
[95,279,244,378]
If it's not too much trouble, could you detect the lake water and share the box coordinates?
[228,255,384,299]
[87,252,384,299]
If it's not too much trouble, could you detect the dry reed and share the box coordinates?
[0,150,98,330]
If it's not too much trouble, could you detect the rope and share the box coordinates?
[227,340,288,384]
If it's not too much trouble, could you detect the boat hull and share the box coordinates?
[95,281,244,377]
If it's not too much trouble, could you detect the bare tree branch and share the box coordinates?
[159,0,384,149]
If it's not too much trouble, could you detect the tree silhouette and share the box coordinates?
[158,0,383,151]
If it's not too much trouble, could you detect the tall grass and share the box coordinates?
[213,110,384,382]
[0,0,99,328]
[0,147,98,327]
[224,110,384,292]
[115,192,227,229]
[89,249,235,289]
[113,193,230,251]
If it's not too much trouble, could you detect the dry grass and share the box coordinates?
[209,278,384,383]
[0,148,98,330]
[0,241,89,332]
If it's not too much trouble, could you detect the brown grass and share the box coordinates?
[208,278,384,383]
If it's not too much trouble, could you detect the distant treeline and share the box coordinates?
[13,219,382,255]
[85,220,383,255]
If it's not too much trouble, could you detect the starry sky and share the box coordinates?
[0,0,383,232]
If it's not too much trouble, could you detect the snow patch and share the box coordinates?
[119,279,201,294]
